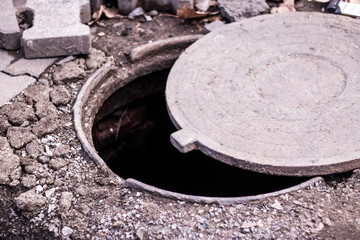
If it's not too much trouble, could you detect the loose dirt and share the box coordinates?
[0,1,359,239]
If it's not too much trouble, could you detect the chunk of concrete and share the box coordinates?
[31,116,59,137]
[0,0,21,50]
[5,57,57,78]
[1,101,37,125]
[0,73,36,107]
[0,137,21,185]
[218,0,269,22]
[0,49,16,71]
[22,0,91,58]
[7,127,37,149]
[15,189,47,211]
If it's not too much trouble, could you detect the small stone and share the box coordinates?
[241,221,257,228]
[271,200,283,211]
[128,7,144,19]
[25,140,44,159]
[218,0,269,22]
[49,158,68,170]
[53,59,86,84]
[21,174,37,188]
[59,191,73,211]
[85,48,106,70]
[20,157,36,166]
[7,127,37,149]
[35,185,43,194]
[149,10,158,17]
[1,102,37,126]
[24,83,51,102]
[32,116,60,137]
[35,101,57,119]
[323,217,332,226]
[45,188,56,198]
[50,85,71,106]
[53,144,71,157]
[97,32,105,37]
[15,189,46,211]
[79,203,90,215]
[38,156,50,164]
[61,226,73,236]
[144,15,152,21]
[44,145,53,157]
[136,227,147,240]
[24,162,43,175]
[9,180,20,187]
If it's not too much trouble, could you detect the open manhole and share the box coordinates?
[92,68,311,197]
[75,12,360,202]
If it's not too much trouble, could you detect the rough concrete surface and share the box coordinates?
[1,101,37,125]
[218,0,269,22]
[0,137,21,185]
[23,0,91,58]
[0,0,20,50]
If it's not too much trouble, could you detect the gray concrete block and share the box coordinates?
[80,0,91,23]
[0,0,21,50]
[0,49,16,71]
[4,57,57,78]
[22,0,91,59]
[218,0,269,22]
[0,73,36,107]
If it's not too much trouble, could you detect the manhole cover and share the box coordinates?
[166,12,360,176]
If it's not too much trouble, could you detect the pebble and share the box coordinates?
[62,226,73,236]
[271,200,283,211]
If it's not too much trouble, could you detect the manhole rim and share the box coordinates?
[73,37,323,203]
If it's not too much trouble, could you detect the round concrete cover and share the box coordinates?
[166,12,360,176]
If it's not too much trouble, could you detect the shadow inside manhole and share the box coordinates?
[92,69,310,197]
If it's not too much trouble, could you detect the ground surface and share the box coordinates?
[1,1,360,239]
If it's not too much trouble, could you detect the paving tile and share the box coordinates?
[0,73,36,107]
[4,57,57,78]
[0,0,21,50]
[22,0,91,58]
[0,49,15,71]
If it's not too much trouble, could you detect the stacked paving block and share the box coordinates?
[0,0,21,50]
[22,0,91,58]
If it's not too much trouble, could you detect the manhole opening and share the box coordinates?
[92,68,310,197]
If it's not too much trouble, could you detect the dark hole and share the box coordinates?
[92,69,310,197]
